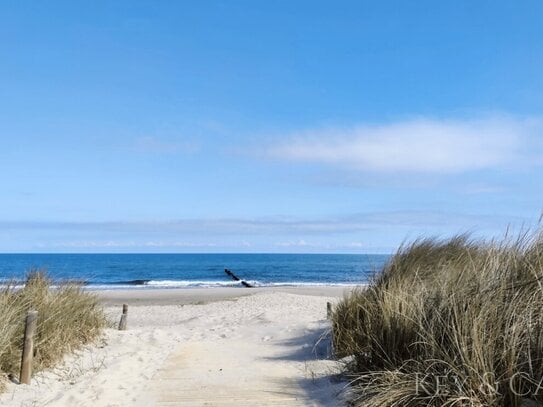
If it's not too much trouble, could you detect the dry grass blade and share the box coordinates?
[333,232,543,406]
[0,270,106,390]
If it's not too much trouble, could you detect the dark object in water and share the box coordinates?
[224,269,253,288]
[116,279,151,286]
[224,269,240,281]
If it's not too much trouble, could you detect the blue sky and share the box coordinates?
[1,1,543,253]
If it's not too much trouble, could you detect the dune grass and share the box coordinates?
[0,271,106,389]
[333,232,543,406]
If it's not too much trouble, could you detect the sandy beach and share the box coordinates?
[0,286,354,407]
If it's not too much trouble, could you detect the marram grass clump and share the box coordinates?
[333,233,543,406]
[0,271,106,389]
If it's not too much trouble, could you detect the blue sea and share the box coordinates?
[0,254,389,289]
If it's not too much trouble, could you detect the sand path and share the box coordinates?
[0,291,347,407]
[150,292,344,406]
[155,339,316,406]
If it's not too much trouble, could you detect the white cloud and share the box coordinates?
[275,239,311,247]
[1,211,531,236]
[266,116,541,173]
[275,239,364,247]
[38,240,221,249]
[4,211,535,253]
[273,240,373,252]
[346,242,366,248]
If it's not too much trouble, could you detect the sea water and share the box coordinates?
[0,253,389,289]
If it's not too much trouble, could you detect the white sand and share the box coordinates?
[0,287,352,407]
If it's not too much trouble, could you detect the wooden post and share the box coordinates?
[118,304,128,330]
[327,302,332,319]
[20,310,38,385]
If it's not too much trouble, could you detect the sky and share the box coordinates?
[1,1,543,253]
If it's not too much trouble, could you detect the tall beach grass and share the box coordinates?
[333,232,543,406]
[0,271,106,389]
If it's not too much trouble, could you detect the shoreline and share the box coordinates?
[95,284,359,306]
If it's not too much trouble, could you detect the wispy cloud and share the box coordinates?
[38,241,220,249]
[265,116,542,173]
[0,211,530,236]
[275,239,312,247]
[30,238,373,253]
[1,212,534,252]
[274,240,368,249]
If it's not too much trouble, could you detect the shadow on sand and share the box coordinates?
[259,322,350,407]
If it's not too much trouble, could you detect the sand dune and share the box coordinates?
[0,288,350,407]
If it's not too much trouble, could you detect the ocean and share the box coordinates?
[0,253,389,289]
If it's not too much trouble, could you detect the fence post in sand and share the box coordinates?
[20,310,38,385]
[327,302,332,319]
[118,304,128,331]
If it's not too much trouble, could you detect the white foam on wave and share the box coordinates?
[2,280,365,291]
[85,280,262,290]
[84,279,364,290]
